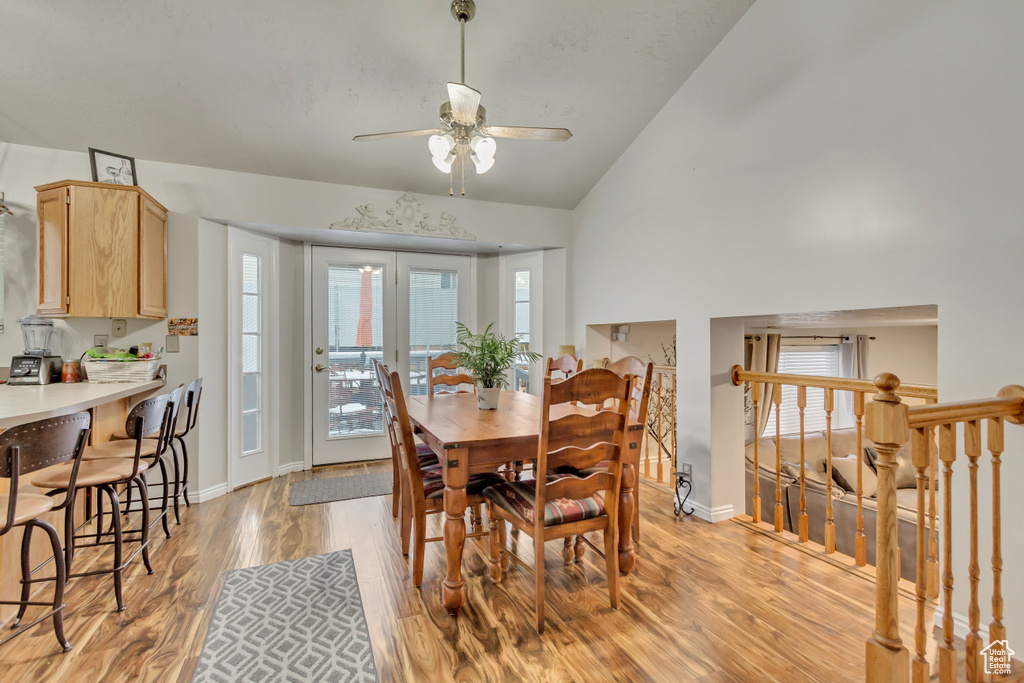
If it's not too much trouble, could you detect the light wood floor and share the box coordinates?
[0,463,1017,682]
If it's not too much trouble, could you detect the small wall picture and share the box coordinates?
[89,148,138,186]
[168,318,198,336]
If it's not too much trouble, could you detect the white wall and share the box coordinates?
[572,1,1024,638]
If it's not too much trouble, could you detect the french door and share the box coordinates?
[311,247,472,466]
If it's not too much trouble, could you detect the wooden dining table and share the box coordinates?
[406,389,642,615]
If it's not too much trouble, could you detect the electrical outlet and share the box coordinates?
[112,319,127,338]
[166,334,179,353]
[94,334,108,348]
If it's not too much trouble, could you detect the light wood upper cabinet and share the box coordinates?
[35,180,168,319]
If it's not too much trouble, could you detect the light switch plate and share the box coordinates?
[112,319,127,338]
[94,334,108,348]
[166,335,179,353]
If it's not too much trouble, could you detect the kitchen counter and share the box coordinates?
[0,379,166,429]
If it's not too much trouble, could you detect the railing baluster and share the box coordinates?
[751,382,761,525]
[911,427,930,683]
[824,387,835,553]
[927,425,939,598]
[798,385,808,542]
[854,391,867,566]
[938,423,957,683]
[669,378,676,485]
[988,416,1005,647]
[774,385,783,533]
[657,372,664,484]
[965,419,982,683]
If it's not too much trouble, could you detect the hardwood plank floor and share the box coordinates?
[0,462,1019,682]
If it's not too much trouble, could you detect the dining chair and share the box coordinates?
[426,351,475,395]
[372,360,439,518]
[30,394,170,612]
[562,356,654,561]
[484,367,633,633]
[0,412,91,653]
[377,361,505,587]
[87,385,185,536]
[546,353,582,379]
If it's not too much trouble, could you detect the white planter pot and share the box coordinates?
[476,386,500,410]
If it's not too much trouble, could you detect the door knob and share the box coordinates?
[315,363,327,372]
[315,347,324,355]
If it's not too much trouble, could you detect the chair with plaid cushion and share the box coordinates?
[374,360,438,519]
[377,362,504,587]
[483,367,633,633]
[561,356,654,561]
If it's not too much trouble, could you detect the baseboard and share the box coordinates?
[689,501,734,523]
[933,607,990,643]
[196,483,228,503]
[278,461,304,476]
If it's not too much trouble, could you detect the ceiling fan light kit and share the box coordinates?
[353,0,571,196]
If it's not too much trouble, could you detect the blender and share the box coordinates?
[8,315,63,385]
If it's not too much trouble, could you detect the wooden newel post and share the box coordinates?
[864,372,910,683]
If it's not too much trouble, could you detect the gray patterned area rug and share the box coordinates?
[192,550,378,683]
[289,471,392,507]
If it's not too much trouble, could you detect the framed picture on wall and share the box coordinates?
[88,148,137,186]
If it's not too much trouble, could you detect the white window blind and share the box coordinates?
[410,269,459,396]
[763,346,840,437]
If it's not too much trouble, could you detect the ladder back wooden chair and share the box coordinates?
[484,367,633,632]
[373,360,440,518]
[30,394,171,613]
[377,361,504,586]
[546,353,582,379]
[0,412,91,653]
[563,355,654,560]
[426,351,475,395]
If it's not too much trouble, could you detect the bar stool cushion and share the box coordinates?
[0,493,55,526]
[30,458,150,490]
[483,474,606,527]
[82,439,160,460]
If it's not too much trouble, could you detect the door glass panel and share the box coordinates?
[409,269,459,395]
[327,264,384,437]
[241,253,262,455]
[242,412,260,452]
[513,269,531,392]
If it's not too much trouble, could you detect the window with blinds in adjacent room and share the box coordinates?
[763,345,841,437]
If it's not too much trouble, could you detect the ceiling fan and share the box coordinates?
[353,0,572,195]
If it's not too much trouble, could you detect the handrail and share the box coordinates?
[906,394,1024,428]
[731,365,938,400]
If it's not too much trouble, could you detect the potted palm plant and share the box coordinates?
[453,322,541,409]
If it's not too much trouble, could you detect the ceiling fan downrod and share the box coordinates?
[451,0,475,84]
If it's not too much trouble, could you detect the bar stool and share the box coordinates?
[113,379,201,523]
[0,412,91,653]
[31,395,170,612]
[87,385,184,535]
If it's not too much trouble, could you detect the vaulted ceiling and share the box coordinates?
[0,1,752,209]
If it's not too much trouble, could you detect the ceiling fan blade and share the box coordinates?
[479,125,572,142]
[353,128,444,142]
[447,82,482,125]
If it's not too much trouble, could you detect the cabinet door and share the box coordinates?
[138,196,168,319]
[37,186,69,316]
[68,185,139,317]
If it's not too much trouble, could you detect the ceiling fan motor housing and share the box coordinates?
[439,102,485,142]
[451,0,475,22]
